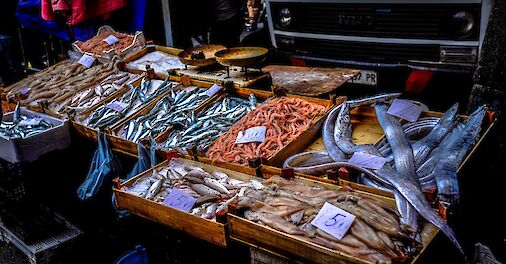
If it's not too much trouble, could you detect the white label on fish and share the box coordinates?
[103,35,119,45]
[206,84,222,97]
[311,202,356,240]
[18,117,43,127]
[106,101,129,112]
[78,54,96,68]
[235,126,267,144]
[163,188,197,212]
[387,99,422,122]
[348,152,388,170]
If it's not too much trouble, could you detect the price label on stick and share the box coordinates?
[106,101,129,112]
[78,54,96,68]
[348,152,387,170]
[387,99,422,122]
[163,188,197,212]
[103,35,119,45]
[235,126,267,144]
[206,84,222,97]
[311,202,356,240]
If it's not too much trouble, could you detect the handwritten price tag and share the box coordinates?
[235,126,267,144]
[311,202,356,240]
[206,84,222,97]
[387,99,422,122]
[103,35,119,45]
[78,54,95,68]
[163,188,197,212]
[106,101,129,112]
[20,88,30,95]
[348,152,388,170]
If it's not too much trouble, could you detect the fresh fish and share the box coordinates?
[202,202,218,219]
[204,178,231,194]
[145,179,163,200]
[191,184,221,196]
[433,105,486,205]
[375,103,420,232]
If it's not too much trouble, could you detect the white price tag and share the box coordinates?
[387,99,422,122]
[20,88,30,95]
[348,152,387,170]
[19,117,43,127]
[311,202,356,240]
[78,54,96,68]
[103,35,119,45]
[235,126,267,144]
[206,84,222,97]
[163,188,197,212]
[106,101,129,112]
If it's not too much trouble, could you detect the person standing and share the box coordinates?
[209,0,243,46]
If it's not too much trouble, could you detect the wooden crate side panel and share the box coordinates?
[228,214,363,264]
[115,190,227,247]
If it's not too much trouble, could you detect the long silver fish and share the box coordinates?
[433,105,486,205]
[374,103,420,232]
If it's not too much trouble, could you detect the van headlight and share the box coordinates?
[278,8,292,28]
[451,11,475,37]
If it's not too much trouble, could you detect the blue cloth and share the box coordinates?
[16,0,94,41]
[128,0,147,32]
[115,245,149,264]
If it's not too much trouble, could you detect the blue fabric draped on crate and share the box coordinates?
[77,131,121,201]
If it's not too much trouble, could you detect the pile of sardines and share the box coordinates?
[284,93,487,260]
[116,86,214,143]
[124,158,263,221]
[0,104,53,139]
[236,175,415,263]
[81,77,176,128]
[159,93,259,152]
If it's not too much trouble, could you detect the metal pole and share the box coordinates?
[161,0,174,47]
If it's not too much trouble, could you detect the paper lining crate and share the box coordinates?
[120,45,184,80]
[72,25,146,60]
[113,156,264,247]
[157,85,275,157]
[193,93,344,168]
[226,165,439,264]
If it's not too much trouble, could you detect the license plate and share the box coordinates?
[349,70,378,86]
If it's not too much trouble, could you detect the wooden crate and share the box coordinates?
[120,45,184,80]
[226,166,439,264]
[175,66,271,88]
[113,157,265,247]
[282,105,496,206]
